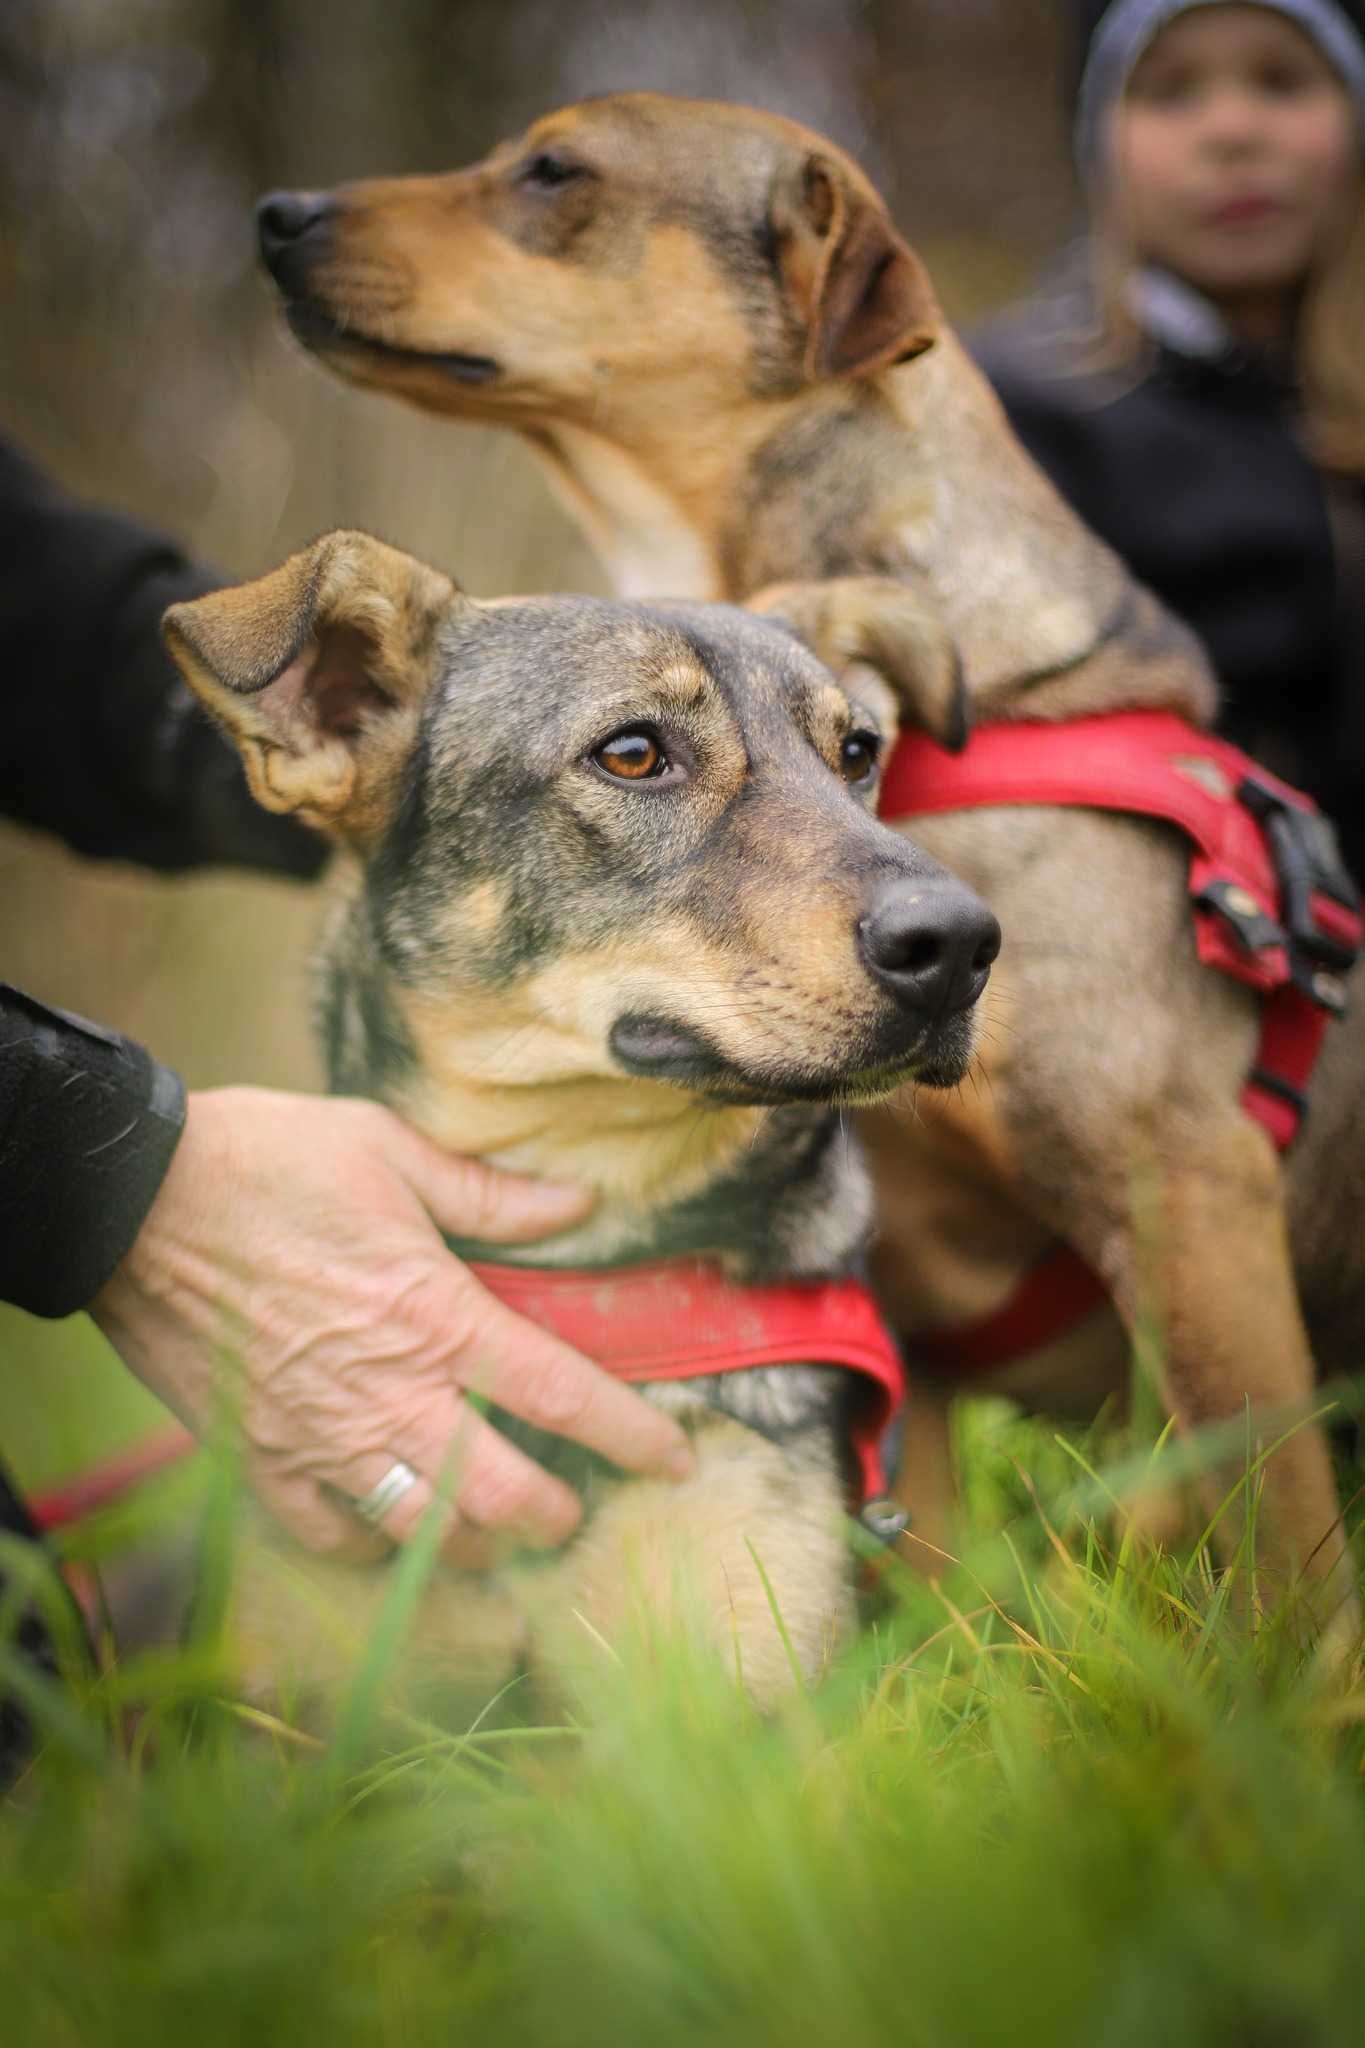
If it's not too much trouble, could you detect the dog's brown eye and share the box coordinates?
[593,729,667,781]
[521,152,584,191]
[839,730,881,784]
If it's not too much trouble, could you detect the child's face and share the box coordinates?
[1112,4,1358,302]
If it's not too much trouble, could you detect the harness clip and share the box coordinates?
[859,1497,910,1546]
[1237,774,1360,1007]
[1194,876,1286,959]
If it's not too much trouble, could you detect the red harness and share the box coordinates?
[31,1263,904,1530]
[878,708,1362,1375]
[469,1261,903,1501]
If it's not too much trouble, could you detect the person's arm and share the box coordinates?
[0,981,185,1318]
[0,437,325,877]
[1,984,692,1555]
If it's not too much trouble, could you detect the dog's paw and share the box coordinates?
[747,574,967,751]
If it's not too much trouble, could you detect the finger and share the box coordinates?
[321,1448,500,1570]
[452,1290,694,1481]
[448,1410,584,1549]
[257,1453,503,1572]
[372,1112,595,1243]
[330,1409,583,1554]
[249,1463,392,1565]
[327,1451,438,1541]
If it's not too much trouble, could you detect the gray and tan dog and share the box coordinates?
[255,93,1365,1633]
[163,532,997,1705]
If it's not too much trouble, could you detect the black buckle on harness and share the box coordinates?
[1194,876,1287,959]
[1237,774,1359,1012]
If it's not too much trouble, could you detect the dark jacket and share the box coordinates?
[970,272,1365,880]
[0,439,326,1318]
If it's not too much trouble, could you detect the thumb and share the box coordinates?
[375,1113,595,1243]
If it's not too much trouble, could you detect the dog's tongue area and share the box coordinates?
[609,1014,723,1082]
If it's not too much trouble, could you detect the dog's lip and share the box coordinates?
[609,1014,729,1083]
[607,1012,937,1105]
[280,295,501,385]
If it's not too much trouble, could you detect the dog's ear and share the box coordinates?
[163,531,462,842]
[770,154,940,383]
[748,577,967,752]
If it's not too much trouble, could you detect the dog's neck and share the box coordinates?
[527,423,723,602]
[524,330,1215,725]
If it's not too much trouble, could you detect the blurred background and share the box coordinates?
[0,0,1076,1470]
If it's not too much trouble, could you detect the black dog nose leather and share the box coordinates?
[257,190,335,259]
[858,879,1000,1015]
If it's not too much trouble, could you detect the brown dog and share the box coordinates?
[255,93,1364,1633]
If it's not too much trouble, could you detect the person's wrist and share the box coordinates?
[94,1089,222,1299]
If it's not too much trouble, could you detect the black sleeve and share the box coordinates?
[0,437,326,878]
[0,982,185,1318]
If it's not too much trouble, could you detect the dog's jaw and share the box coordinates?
[606,1010,974,1106]
[283,296,504,387]
[386,1043,769,1258]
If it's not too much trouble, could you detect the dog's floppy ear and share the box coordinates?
[163,530,462,842]
[770,153,940,383]
[749,576,968,752]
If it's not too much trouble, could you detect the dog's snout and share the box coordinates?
[257,190,335,271]
[858,879,1000,1016]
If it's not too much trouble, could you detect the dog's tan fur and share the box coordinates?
[260,93,1365,1634]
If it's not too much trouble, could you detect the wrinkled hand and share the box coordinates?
[92,1087,693,1566]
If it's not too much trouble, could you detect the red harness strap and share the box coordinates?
[879,709,1362,1375]
[910,1245,1112,1377]
[30,1264,904,1529]
[470,1260,904,1501]
[30,1423,196,1532]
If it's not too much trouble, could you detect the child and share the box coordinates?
[973,1,1365,874]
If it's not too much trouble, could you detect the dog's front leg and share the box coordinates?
[526,1418,852,1713]
[745,573,967,751]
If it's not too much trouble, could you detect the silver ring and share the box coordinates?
[351,1459,420,1529]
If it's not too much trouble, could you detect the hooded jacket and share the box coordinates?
[0,438,326,1319]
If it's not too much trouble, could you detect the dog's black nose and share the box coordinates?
[858,878,1000,1015]
[257,190,335,267]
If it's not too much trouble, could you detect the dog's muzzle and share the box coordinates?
[257,190,503,387]
[608,879,998,1101]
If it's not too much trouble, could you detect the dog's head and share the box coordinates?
[256,94,939,428]
[165,534,996,1107]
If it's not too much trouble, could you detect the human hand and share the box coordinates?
[91,1087,693,1565]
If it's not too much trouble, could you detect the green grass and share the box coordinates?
[2,1375,1364,2048]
